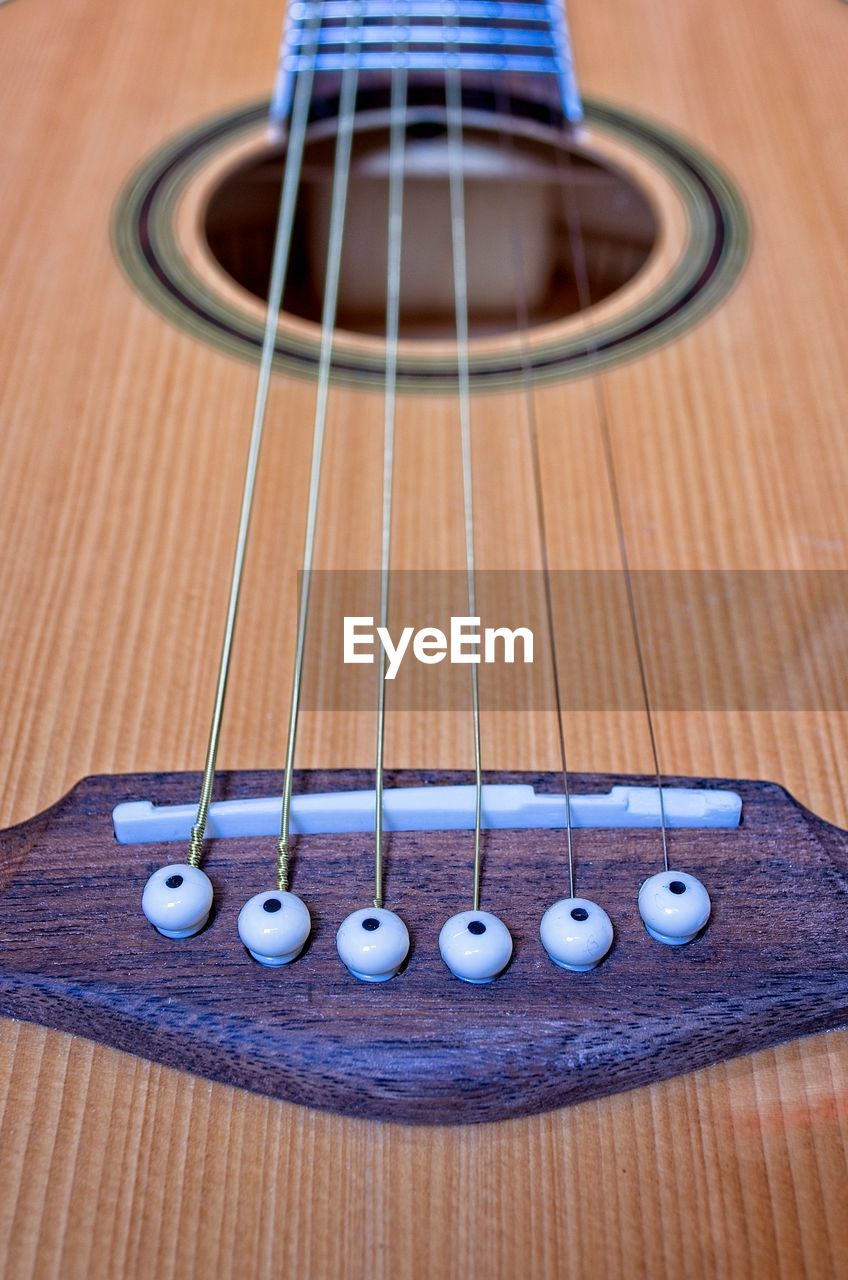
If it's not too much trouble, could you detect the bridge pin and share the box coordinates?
[439,910,513,984]
[336,906,409,982]
[237,890,311,966]
[540,897,614,971]
[141,864,213,939]
[638,871,711,945]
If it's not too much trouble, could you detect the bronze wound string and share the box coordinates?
[373,25,409,910]
[186,3,324,870]
[276,7,366,890]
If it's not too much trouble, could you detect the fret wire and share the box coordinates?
[185,3,324,869]
[290,1,554,20]
[373,33,409,911]
[284,51,561,74]
[290,27,558,49]
[445,51,484,912]
[548,114,671,873]
[490,89,576,897]
[276,11,365,890]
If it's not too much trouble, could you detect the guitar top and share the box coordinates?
[0,0,846,1276]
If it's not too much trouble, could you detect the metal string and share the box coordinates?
[490,90,576,898]
[549,113,671,872]
[276,8,365,891]
[445,51,484,912]
[186,3,324,869]
[373,32,409,910]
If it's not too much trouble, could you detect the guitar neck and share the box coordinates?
[271,0,582,124]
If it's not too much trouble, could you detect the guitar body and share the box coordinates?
[0,0,845,1275]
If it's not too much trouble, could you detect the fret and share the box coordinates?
[289,2,555,21]
[288,27,560,50]
[283,50,563,73]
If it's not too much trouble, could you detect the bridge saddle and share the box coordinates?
[113,782,742,844]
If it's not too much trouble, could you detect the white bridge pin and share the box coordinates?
[540,897,613,971]
[638,870,711,945]
[238,890,311,966]
[439,910,513,984]
[141,863,213,939]
[336,906,410,982]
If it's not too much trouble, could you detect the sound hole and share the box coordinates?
[203,111,657,340]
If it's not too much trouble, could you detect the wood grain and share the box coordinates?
[2,769,845,1124]
[0,0,846,1274]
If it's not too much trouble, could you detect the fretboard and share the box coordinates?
[272,0,581,126]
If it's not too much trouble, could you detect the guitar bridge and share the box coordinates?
[113,782,742,843]
[0,769,844,1124]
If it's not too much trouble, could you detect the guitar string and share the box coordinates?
[490,83,576,900]
[186,2,324,868]
[444,36,485,912]
[482,40,669,873]
[188,4,665,885]
[372,27,409,910]
[276,5,365,891]
[546,105,671,872]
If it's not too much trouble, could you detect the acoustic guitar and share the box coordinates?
[0,0,845,1275]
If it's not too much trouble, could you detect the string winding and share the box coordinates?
[186,2,324,869]
[277,8,366,890]
[372,26,409,910]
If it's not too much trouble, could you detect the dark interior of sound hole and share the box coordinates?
[203,114,658,339]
